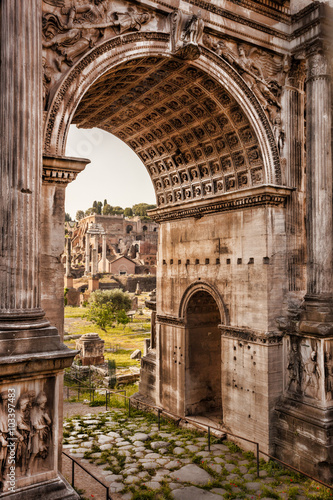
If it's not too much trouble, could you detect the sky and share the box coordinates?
[65,125,156,219]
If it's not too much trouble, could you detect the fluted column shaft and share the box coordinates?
[102,234,107,273]
[0,0,45,326]
[85,233,90,274]
[306,50,333,297]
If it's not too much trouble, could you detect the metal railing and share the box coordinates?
[63,451,112,500]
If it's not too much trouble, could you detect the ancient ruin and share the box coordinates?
[0,0,333,497]
[66,213,158,275]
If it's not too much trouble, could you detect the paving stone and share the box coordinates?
[81,441,94,449]
[196,451,210,458]
[71,452,85,458]
[151,441,171,450]
[157,458,169,465]
[174,447,186,455]
[116,440,131,447]
[90,452,102,458]
[105,474,123,482]
[225,463,236,472]
[209,463,222,474]
[239,465,249,473]
[134,452,145,458]
[180,458,192,464]
[165,460,182,470]
[144,481,161,490]
[98,435,114,444]
[120,493,132,500]
[124,475,139,484]
[133,440,145,447]
[175,440,184,446]
[214,457,224,464]
[186,445,200,452]
[145,452,161,459]
[259,470,268,477]
[239,460,250,466]
[107,431,120,437]
[109,482,124,493]
[100,443,113,451]
[124,467,138,475]
[246,482,262,491]
[142,461,159,470]
[172,486,224,499]
[169,482,181,490]
[137,471,149,478]
[244,473,255,481]
[159,433,173,438]
[170,464,213,485]
[131,433,149,442]
[211,488,227,496]
[118,450,131,456]
[226,473,239,481]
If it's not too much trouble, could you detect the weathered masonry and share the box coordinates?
[0,0,332,497]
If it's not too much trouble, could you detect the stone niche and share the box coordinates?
[0,377,57,494]
[75,333,105,366]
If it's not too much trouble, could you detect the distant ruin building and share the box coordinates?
[65,214,158,276]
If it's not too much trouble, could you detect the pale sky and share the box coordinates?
[65,125,156,219]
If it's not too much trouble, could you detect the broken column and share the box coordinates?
[75,333,105,366]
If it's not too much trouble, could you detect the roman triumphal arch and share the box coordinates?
[0,0,332,497]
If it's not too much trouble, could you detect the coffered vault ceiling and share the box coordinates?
[72,56,264,208]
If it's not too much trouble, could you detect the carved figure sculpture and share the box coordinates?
[16,393,33,475]
[324,351,333,400]
[273,114,285,155]
[27,392,52,475]
[287,340,303,393]
[303,351,321,398]
[169,10,204,60]
[182,12,202,44]
[212,38,285,121]
[110,8,150,34]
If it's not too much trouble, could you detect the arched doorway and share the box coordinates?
[185,290,222,417]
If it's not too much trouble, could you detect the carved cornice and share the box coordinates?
[157,315,185,327]
[306,47,331,82]
[149,185,293,223]
[219,325,283,344]
[42,155,89,185]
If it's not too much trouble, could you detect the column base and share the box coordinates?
[1,474,79,500]
[299,295,333,336]
[275,397,333,483]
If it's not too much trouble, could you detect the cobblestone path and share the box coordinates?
[63,407,332,500]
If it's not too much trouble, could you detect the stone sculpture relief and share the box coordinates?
[0,389,52,492]
[169,10,204,60]
[42,0,151,103]
[324,349,333,400]
[204,34,289,125]
[287,337,303,394]
[286,337,322,400]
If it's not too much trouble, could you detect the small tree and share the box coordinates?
[76,210,85,221]
[116,309,130,330]
[85,289,131,331]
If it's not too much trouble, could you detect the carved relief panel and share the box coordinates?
[0,377,56,493]
[285,336,323,402]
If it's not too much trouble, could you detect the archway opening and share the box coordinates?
[185,291,222,417]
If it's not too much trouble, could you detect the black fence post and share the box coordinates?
[72,458,75,487]
[256,442,260,477]
[208,426,211,451]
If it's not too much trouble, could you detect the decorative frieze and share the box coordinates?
[42,155,89,185]
[150,185,292,223]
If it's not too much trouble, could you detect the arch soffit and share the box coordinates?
[44,33,280,202]
[179,281,229,325]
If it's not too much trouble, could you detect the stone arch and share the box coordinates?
[179,280,229,325]
[44,32,281,210]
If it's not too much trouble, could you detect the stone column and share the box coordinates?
[102,233,107,273]
[66,238,71,277]
[85,232,91,274]
[91,248,98,276]
[300,47,333,334]
[41,155,88,339]
[0,2,79,497]
[0,0,46,333]
[282,60,306,297]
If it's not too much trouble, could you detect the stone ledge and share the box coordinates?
[149,185,293,223]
